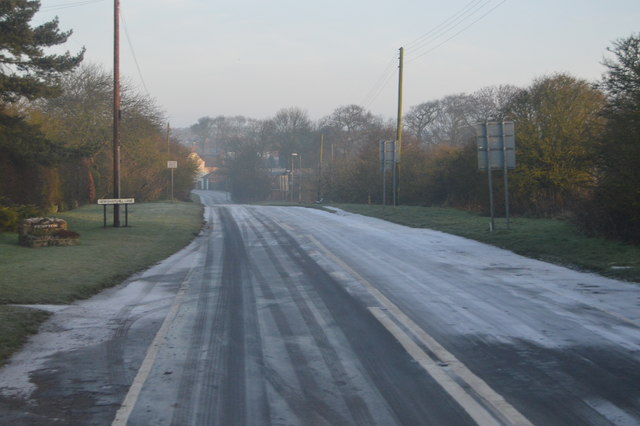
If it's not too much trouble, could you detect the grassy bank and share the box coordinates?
[334,204,640,283]
[0,200,203,365]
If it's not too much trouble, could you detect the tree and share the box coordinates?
[226,144,271,202]
[0,0,84,104]
[426,94,477,147]
[471,85,520,122]
[404,101,439,146]
[267,107,313,168]
[190,116,216,154]
[0,0,85,198]
[32,63,112,156]
[504,74,606,215]
[13,64,197,207]
[320,105,383,158]
[578,34,640,241]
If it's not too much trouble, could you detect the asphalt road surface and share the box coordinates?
[1,190,640,425]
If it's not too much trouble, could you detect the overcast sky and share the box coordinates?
[36,0,640,127]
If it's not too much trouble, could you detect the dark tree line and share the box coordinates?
[3,3,636,242]
[0,2,197,231]
[577,34,640,241]
[188,33,640,243]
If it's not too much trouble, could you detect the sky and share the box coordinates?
[36,0,640,128]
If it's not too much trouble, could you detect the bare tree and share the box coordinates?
[266,107,313,167]
[427,94,477,146]
[319,105,382,157]
[472,85,520,122]
[404,101,439,146]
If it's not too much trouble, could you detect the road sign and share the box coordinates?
[476,121,515,171]
[379,140,399,171]
[167,161,178,168]
[476,121,516,231]
[97,198,135,205]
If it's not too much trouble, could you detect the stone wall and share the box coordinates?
[18,217,80,248]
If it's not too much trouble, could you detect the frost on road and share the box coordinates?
[1,190,640,425]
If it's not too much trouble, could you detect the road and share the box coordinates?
[1,190,640,425]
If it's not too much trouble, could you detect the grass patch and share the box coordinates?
[333,204,640,283]
[255,199,336,214]
[0,201,203,304]
[0,200,203,366]
[0,306,51,365]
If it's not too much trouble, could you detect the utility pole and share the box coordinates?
[393,47,404,206]
[318,134,323,202]
[113,0,121,227]
[167,122,170,156]
[167,123,174,201]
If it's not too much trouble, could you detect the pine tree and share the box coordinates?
[0,0,84,104]
[577,34,640,241]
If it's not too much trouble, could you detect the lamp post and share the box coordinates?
[291,153,302,203]
[290,154,295,202]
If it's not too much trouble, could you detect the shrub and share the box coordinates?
[0,199,44,233]
[0,206,19,232]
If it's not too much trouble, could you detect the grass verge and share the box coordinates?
[0,306,51,365]
[333,204,640,283]
[0,200,203,366]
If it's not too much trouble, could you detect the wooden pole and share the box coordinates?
[393,47,404,206]
[113,0,121,227]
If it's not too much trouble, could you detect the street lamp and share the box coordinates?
[291,153,302,203]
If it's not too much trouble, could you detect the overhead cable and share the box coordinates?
[408,0,509,63]
[361,55,397,108]
[407,0,492,55]
[405,0,487,49]
[120,9,150,96]
[40,0,105,12]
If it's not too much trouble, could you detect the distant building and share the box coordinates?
[189,152,219,190]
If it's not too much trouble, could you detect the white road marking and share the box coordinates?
[111,257,197,426]
[307,234,533,426]
[369,307,499,425]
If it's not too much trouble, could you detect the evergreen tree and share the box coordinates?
[0,0,84,104]
[579,34,640,241]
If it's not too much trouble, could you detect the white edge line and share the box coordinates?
[111,266,194,426]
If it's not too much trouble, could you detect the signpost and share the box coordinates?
[476,121,516,231]
[167,160,177,201]
[379,140,399,205]
[98,198,135,227]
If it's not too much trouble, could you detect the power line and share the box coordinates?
[408,0,492,55]
[359,0,508,110]
[40,0,105,12]
[405,0,486,49]
[120,9,150,96]
[361,55,397,108]
[408,0,509,63]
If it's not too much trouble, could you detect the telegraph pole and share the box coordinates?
[393,47,404,206]
[113,0,121,227]
[318,134,324,202]
[167,122,170,155]
[167,123,174,201]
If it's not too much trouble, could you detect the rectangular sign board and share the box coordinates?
[167,160,178,168]
[379,140,399,170]
[97,198,135,205]
[476,121,516,171]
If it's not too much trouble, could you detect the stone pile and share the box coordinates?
[18,217,80,248]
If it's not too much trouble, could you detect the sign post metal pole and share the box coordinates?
[502,122,510,229]
[477,121,516,232]
[167,161,177,202]
[487,128,495,232]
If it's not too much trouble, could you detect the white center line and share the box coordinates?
[307,234,533,426]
